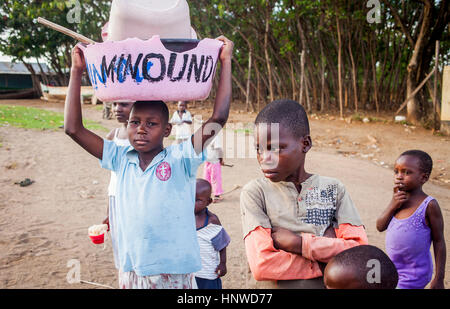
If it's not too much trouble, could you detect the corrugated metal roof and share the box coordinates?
[0,61,51,75]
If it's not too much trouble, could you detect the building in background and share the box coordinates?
[0,61,51,99]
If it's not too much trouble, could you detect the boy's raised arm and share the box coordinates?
[192,36,233,154]
[64,46,104,160]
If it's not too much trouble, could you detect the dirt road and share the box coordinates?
[0,100,448,288]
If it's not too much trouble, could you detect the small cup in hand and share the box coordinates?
[88,224,108,245]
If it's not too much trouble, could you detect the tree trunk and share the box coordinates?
[22,61,42,97]
[305,71,311,112]
[318,26,326,111]
[382,0,445,124]
[289,56,297,101]
[264,6,274,102]
[361,40,370,111]
[299,50,305,106]
[405,1,433,124]
[336,14,343,117]
[246,50,253,112]
[369,36,380,113]
[36,59,50,86]
[348,38,358,112]
[255,61,262,112]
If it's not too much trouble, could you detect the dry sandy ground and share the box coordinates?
[0,99,449,289]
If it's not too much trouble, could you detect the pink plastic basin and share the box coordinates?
[78,36,223,102]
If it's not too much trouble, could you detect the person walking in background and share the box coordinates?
[170,101,193,143]
[204,130,225,202]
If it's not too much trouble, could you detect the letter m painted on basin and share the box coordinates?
[101,55,117,84]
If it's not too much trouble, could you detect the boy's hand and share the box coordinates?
[215,262,227,277]
[216,35,234,63]
[71,45,86,73]
[271,227,302,255]
[102,217,110,232]
[191,36,232,154]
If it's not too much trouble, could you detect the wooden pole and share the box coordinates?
[299,50,305,106]
[37,17,96,45]
[80,280,115,289]
[433,41,439,130]
[336,14,343,118]
[395,69,435,115]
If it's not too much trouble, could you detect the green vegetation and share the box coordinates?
[351,113,389,124]
[1,1,448,126]
[351,113,363,122]
[233,128,253,135]
[0,105,107,131]
[0,1,111,89]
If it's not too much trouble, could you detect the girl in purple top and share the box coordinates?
[377,150,446,289]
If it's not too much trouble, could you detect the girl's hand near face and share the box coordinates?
[391,184,408,210]
[376,185,409,232]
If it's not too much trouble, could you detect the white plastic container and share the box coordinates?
[107,0,194,41]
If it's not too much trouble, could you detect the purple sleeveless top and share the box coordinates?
[386,196,434,289]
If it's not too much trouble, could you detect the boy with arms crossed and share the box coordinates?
[240,100,368,288]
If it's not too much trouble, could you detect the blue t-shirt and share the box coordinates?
[100,139,205,276]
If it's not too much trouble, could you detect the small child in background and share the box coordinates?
[204,131,225,202]
[323,245,398,289]
[170,101,193,143]
[194,179,230,289]
[102,101,133,269]
[376,150,446,289]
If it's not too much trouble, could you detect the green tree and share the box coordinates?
[382,0,449,124]
[0,0,111,94]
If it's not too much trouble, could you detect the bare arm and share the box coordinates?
[208,213,228,277]
[376,186,407,231]
[64,46,104,160]
[191,36,233,154]
[216,247,227,277]
[427,200,446,289]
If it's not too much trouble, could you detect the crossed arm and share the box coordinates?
[245,225,368,281]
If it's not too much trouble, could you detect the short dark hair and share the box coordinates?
[196,178,212,195]
[330,245,398,289]
[400,149,433,175]
[255,99,310,138]
[131,101,169,123]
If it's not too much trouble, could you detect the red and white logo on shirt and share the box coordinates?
[156,162,171,181]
